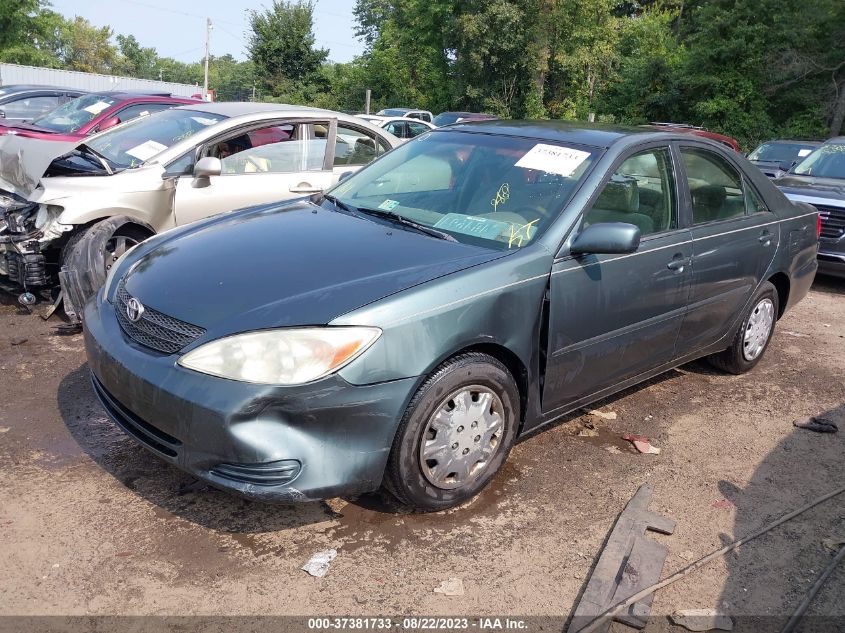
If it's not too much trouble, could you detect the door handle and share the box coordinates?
[667,254,688,272]
[759,231,772,246]
[289,185,322,194]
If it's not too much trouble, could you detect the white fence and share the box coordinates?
[0,63,200,98]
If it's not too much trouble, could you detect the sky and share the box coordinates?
[49,0,365,64]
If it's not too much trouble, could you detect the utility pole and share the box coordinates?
[203,17,212,101]
[365,89,371,114]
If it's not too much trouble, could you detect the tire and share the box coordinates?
[60,218,152,320]
[383,353,520,512]
[707,281,779,375]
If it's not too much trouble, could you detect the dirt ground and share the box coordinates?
[0,277,843,633]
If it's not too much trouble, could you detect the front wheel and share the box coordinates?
[707,281,779,374]
[383,353,520,512]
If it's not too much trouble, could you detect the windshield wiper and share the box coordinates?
[77,143,115,175]
[355,206,457,242]
[323,194,356,215]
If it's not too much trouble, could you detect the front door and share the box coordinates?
[543,145,692,414]
[674,144,778,354]
[173,119,338,226]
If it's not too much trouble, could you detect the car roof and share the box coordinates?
[0,84,84,93]
[759,139,822,145]
[443,120,662,148]
[92,91,186,99]
[178,101,336,117]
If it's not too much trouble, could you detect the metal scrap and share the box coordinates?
[301,549,337,578]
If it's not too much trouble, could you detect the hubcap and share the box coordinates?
[743,298,775,361]
[104,235,139,272]
[419,386,504,490]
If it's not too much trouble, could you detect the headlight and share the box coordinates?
[102,244,139,299]
[178,326,382,385]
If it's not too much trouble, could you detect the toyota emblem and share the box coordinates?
[126,297,145,322]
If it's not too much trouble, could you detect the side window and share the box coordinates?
[583,147,677,237]
[384,121,406,138]
[681,147,746,224]
[744,180,768,214]
[207,124,324,174]
[2,95,60,119]
[115,102,173,123]
[164,151,195,177]
[335,125,380,166]
[408,122,429,137]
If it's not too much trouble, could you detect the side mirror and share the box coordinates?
[570,222,641,256]
[337,170,354,182]
[98,116,121,131]
[194,156,222,178]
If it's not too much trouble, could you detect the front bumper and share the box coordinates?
[84,293,418,502]
[817,250,845,279]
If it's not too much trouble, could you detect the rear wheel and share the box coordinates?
[383,353,520,512]
[707,281,778,374]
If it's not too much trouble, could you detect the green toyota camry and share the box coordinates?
[84,121,819,511]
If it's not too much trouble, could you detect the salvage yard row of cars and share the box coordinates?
[0,87,838,511]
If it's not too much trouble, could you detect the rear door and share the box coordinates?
[543,144,693,413]
[674,143,778,354]
[172,119,337,226]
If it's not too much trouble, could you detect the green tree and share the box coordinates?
[0,0,65,67]
[61,16,116,74]
[248,0,328,95]
[114,34,158,79]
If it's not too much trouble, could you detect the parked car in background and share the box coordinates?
[375,108,433,123]
[432,111,498,127]
[84,121,817,511]
[0,91,200,142]
[0,102,400,319]
[357,115,435,140]
[748,139,822,179]
[645,122,740,152]
[775,137,845,278]
[0,85,87,123]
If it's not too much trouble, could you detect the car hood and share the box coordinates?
[122,201,508,334]
[0,134,77,197]
[775,175,845,204]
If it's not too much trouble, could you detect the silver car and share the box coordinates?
[0,102,400,319]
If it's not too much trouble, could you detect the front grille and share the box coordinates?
[114,281,205,354]
[817,205,845,240]
[211,460,302,486]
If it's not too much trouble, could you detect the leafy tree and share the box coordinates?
[114,34,158,79]
[61,16,116,74]
[0,0,65,66]
[247,0,328,94]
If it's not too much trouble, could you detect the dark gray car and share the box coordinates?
[776,137,845,277]
[84,122,819,511]
[748,139,821,179]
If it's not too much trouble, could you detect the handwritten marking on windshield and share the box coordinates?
[491,182,510,211]
[508,219,538,248]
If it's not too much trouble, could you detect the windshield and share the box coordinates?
[31,93,119,132]
[433,113,466,126]
[792,143,845,179]
[749,142,817,163]
[86,108,227,168]
[378,108,409,116]
[327,130,599,250]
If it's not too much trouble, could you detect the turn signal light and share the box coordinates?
[817,214,822,238]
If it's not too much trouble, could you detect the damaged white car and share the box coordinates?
[0,102,399,321]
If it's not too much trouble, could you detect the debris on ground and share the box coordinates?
[578,427,600,438]
[669,609,734,631]
[0,427,9,433]
[604,446,622,454]
[822,537,845,552]
[433,578,464,596]
[622,434,661,454]
[568,483,675,632]
[782,330,808,338]
[793,416,838,433]
[10,337,27,346]
[711,499,736,510]
[301,549,338,578]
[584,409,617,420]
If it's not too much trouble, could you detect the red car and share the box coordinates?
[646,122,741,152]
[0,91,201,142]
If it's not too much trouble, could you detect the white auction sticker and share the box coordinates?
[125,140,168,161]
[515,144,591,177]
[83,101,112,115]
[797,149,812,157]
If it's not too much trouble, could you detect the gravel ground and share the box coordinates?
[0,277,843,633]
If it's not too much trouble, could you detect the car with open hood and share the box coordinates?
[0,102,400,320]
[775,137,845,277]
[84,121,818,511]
[0,91,199,142]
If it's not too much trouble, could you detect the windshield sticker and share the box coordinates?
[434,214,510,239]
[491,182,510,211]
[191,116,220,126]
[83,101,112,115]
[508,219,539,248]
[515,144,591,177]
[378,199,400,211]
[797,149,812,157]
[125,139,168,161]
